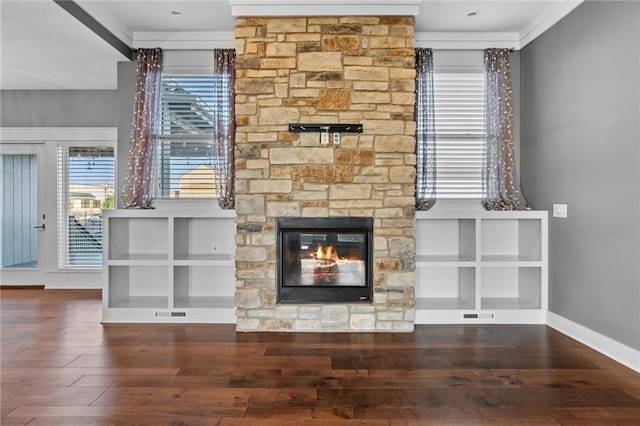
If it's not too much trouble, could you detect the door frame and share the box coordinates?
[0,128,117,288]
[0,142,47,286]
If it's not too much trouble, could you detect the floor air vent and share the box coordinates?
[155,312,187,318]
[463,313,494,320]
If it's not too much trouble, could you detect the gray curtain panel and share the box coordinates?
[213,48,236,210]
[122,48,162,209]
[415,47,436,210]
[482,48,530,211]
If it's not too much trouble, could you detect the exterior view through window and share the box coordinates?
[57,146,115,268]
[433,72,486,199]
[157,74,230,198]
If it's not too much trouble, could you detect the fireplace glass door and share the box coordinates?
[283,231,366,287]
[277,217,373,303]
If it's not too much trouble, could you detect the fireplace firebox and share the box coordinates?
[276,217,373,304]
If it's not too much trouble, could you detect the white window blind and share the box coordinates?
[157,74,229,198]
[433,73,486,199]
[57,146,115,268]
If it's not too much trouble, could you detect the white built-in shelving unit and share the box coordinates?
[102,209,236,323]
[414,209,548,324]
[103,208,546,325]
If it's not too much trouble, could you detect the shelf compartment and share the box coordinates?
[415,266,475,310]
[416,219,475,262]
[173,253,234,265]
[108,265,169,308]
[481,255,542,264]
[416,255,476,267]
[174,217,235,260]
[481,267,541,310]
[481,219,542,262]
[173,265,235,308]
[173,296,234,309]
[108,218,168,260]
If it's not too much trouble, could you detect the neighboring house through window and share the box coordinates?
[156,72,231,198]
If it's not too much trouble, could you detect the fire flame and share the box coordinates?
[301,243,365,282]
[312,244,339,263]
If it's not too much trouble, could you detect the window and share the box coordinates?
[433,72,486,198]
[157,74,230,198]
[57,145,115,268]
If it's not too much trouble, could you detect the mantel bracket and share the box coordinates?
[288,123,363,133]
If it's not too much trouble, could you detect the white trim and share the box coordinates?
[415,1,583,51]
[56,140,117,272]
[44,269,103,289]
[519,0,584,48]
[547,311,640,373]
[424,199,485,212]
[0,127,117,142]
[133,31,236,50]
[152,199,236,216]
[157,50,219,75]
[1,128,117,289]
[130,1,582,51]
[416,32,519,50]
[229,0,421,17]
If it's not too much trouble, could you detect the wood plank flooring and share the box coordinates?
[1,289,639,425]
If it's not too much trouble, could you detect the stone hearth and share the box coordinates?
[234,16,416,331]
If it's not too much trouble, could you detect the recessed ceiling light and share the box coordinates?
[466,10,479,18]
[170,10,181,16]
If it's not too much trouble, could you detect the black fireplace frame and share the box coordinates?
[276,217,373,304]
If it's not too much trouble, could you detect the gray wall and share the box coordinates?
[1,90,118,127]
[511,51,521,172]
[116,61,136,209]
[0,61,137,209]
[521,1,640,350]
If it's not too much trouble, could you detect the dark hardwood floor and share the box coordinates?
[2,289,639,425]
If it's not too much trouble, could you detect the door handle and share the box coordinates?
[34,224,45,230]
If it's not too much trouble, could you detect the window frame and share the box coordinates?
[424,50,487,203]
[56,141,116,270]
[431,71,486,200]
[155,71,231,200]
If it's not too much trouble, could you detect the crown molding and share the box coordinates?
[416,0,583,52]
[229,0,421,17]
[132,32,236,50]
[131,0,582,52]
[0,127,117,143]
[416,32,519,50]
[519,0,584,48]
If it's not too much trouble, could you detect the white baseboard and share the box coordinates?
[45,270,102,289]
[547,311,640,373]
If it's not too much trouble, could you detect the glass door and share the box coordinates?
[0,144,46,285]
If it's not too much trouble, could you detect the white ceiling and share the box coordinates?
[0,0,582,90]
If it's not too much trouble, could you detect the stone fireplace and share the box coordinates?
[234,15,416,331]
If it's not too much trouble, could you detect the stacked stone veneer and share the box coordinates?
[234,16,416,332]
